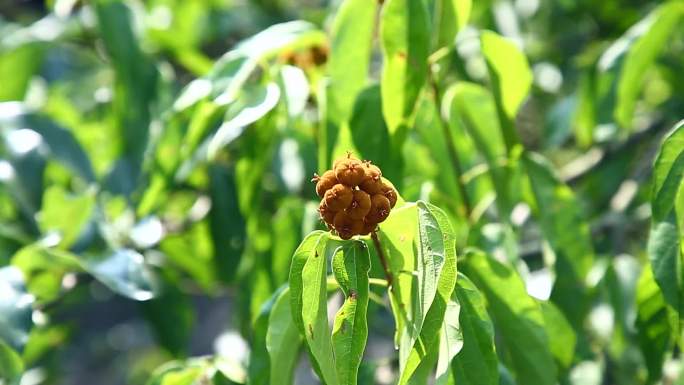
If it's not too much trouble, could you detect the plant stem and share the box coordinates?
[371,231,394,287]
[428,70,473,219]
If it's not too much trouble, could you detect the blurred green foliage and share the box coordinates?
[0,0,683,384]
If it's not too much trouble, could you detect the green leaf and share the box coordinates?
[523,153,594,327]
[377,203,419,348]
[380,0,430,135]
[603,2,684,128]
[651,120,684,222]
[327,0,377,124]
[141,273,194,357]
[480,31,532,151]
[0,339,23,385]
[249,287,279,385]
[463,250,556,385]
[145,360,207,385]
[397,202,458,384]
[539,301,576,372]
[349,85,398,182]
[331,240,371,385]
[209,165,245,284]
[647,218,682,314]
[0,266,34,350]
[207,83,281,159]
[433,0,472,50]
[0,43,44,102]
[288,230,338,385]
[266,287,302,385]
[435,298,462,385]
[636,264,675,384]
[94,0,159,167]
[83,249,158,301]
[444,82,510,215]
[38,185,95,249]
[11,246,81,303]
[451,273,498,385]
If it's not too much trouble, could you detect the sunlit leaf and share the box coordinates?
[539,300,576,371]
[288,230,338,384]
[636,264,675,384]
[598,2,684,128]
[331,240,370,385]
[380,0,430,135]
[396,202,457,384]
[480,31,531,151]
[451,273,498,385]
[433,0,471,50]
[0,339,23,385]
[38,185,95,249]
[463,250,556,385]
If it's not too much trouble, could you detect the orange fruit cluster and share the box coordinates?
[313,154,397,239]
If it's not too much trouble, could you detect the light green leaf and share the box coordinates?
[539,301,576,371]
[11,246,82,303]
[480,31,531,151]
[451,273,498,385]
[0,43,44,102]
[331,240,371,385]
[327,0,377,124]
[145,360,207,385]
[606,3,684,128]
[376,203,418,348]
[435,298,462,385]
[651,120,684,222]
[266,288,302,385]
[380,0,430,135]
[0,339,23,385]
[38,185,95,249]
[433,0,472,50]
[397,202,457,384]
[636,264,675,384]
[288,231,338,385]
[463,250,556,385]
[523,153,594,327]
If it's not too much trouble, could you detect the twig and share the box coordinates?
[371,231,394,287]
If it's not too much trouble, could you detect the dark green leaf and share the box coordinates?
[651,120,684,222]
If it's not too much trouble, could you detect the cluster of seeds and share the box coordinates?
[313,154,398,239]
